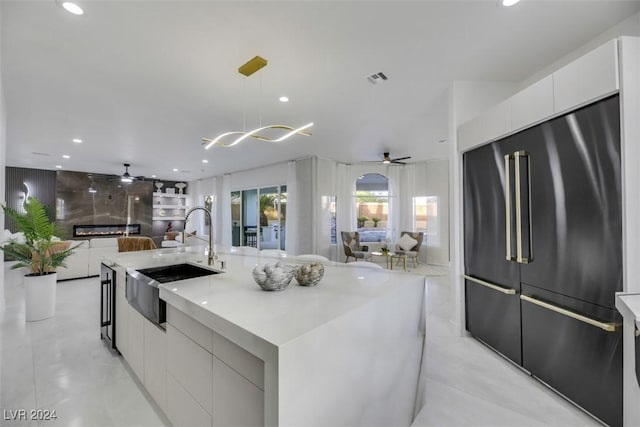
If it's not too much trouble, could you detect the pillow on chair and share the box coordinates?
[397,233,418,251]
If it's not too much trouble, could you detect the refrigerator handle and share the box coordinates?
[514,150,533,264]
[504,154,515,261]
[520,295,621,332]
[464,274,517,295]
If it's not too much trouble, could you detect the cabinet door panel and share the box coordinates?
[212,356,264,427]
[520,95,622,308]
[127,305,145,381]
[115,285,128,358]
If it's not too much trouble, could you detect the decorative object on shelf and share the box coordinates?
[202,55,313,149]
[165,188,175,194]
[159,209,166,217]
[154,182,164,193]
[252,261,297,291]
[166,222,173,232]
[294,262,325,287]
[175,182,187,194]
[0,198,80,321]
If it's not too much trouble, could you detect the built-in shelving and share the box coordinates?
[153,193,188,221]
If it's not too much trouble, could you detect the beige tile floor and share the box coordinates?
[0,264,598,426]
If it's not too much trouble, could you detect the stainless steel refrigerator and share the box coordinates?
[463,95,622,426]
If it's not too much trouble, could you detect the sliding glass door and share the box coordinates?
[231,185,287,250]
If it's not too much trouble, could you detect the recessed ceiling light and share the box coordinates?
[202,159,209,164]
[62,2,84,15]
[151,174,157,178]
[72,138,83,143]
[55,165,62,169]
[62,154,70,159]
[502,0,520,6]
[279,96,289,103]
[172,168,178,172]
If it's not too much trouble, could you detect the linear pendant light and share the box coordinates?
[202,56,313,149]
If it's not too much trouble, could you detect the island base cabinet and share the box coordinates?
[167,324,213,414]
[144,320,167,413]
[167,372,212,427]
[114,282,128,359]
[128,305,145,382]
[212,356,264,427]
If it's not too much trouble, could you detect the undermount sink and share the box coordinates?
[135,263,220,283]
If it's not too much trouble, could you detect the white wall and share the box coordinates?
[0,3,6,303]
[521,11,640,89]
[448,81,518,334]
[415,160,449,266]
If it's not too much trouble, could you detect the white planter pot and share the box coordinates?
[24,272,57,322]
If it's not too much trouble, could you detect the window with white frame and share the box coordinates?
[413,196,439,245]
[355,173,389,243]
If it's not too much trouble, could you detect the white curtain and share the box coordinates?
[387,165,416,241]
[387,165,401,242]
[401,164,416,233]
[286,160,298,255]
[220,174,232,247]
[336,162,354,235]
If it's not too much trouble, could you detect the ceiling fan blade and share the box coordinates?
[391,156,411,161]
[390,161,407,165]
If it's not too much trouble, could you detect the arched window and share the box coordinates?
[355,173,389,243]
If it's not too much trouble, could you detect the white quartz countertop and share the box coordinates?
[615,293,640,330]
[104,248,425,350]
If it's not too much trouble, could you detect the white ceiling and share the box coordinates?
[3,0,640,181]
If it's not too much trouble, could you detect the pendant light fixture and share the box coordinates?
[202,56,313,149]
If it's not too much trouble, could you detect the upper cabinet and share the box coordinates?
[458,39,619,152]
[553,40,619,114]
[511,75,554,132]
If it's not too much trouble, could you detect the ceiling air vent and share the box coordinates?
[366,72,388,85]
[31,152,51,156]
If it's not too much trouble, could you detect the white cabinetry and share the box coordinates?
[458,39,619,152]
[553,40,619,114]
[510,75,554,131]
[144,321,167,412]
[153,194,188,221]
[165,305,264,427]
[115,270,128,359]
[212,356,264,427]
[127,305,145,382]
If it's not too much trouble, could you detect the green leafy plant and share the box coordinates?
[372,217,381,227]
[1,198,78,276]
[357,215,369,228]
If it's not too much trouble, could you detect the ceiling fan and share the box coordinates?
[366,152,412,165]
[113,163,144,183]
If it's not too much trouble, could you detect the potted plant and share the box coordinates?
[357,215,369,228]
[1,198,78,321]
[372,217,381,228]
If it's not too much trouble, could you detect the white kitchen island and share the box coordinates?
[104,248,426,427]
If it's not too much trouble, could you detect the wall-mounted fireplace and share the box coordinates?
[73,224,141,238]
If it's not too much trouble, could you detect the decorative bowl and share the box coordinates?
[252,262,297,291]
[295,262,325,286]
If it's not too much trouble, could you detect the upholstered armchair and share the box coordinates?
[395,231,424,267]
[341,231,372,263]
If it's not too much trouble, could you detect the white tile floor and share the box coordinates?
[0,265,599,426]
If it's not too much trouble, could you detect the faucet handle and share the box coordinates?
[218,259,226,270]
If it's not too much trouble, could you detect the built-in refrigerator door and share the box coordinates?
[521,284,622,426]
[519,95,622,308]
[463,141,520,288]
[464,140,521,364]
